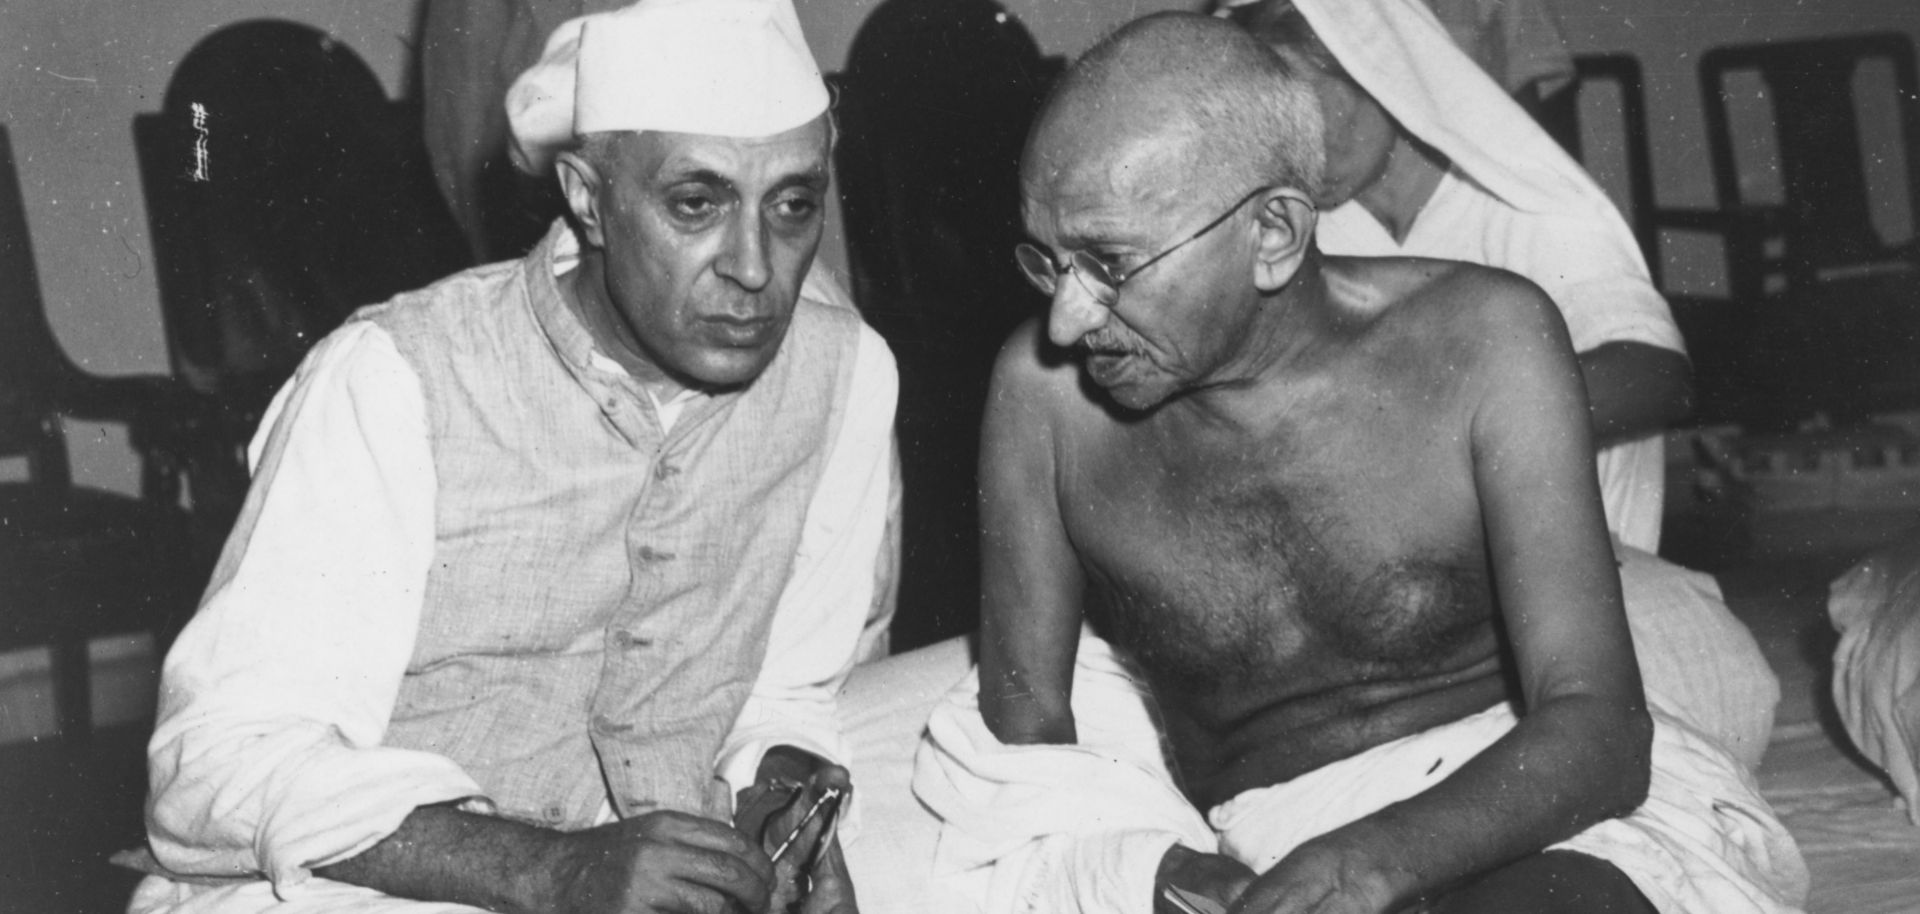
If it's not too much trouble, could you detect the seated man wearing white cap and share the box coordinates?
[130,2,887,912]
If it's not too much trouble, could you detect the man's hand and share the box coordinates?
[543,810,775,914]
[316,803,773,914]
[1225,837,1406,914]
[735,747,858,913]
[1157,844,1256,914]
[789,835,857,914]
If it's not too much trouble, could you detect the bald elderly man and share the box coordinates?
[131,2,888,912]
[915,13,1805,914]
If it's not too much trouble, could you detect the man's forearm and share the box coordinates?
[1308,694,1652,907]
[315,802,558,914]
[1578,342,1693,448]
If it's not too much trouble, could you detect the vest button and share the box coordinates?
[635,546,676,562]
[654,462,681,480]
[544,804,565,822]
[612,629,652,649]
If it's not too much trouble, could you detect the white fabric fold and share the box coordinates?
[913,632,1213,914]
[1828,533,1920,825]
[143,325,470,897]
[1615,537,1779,768]
[1295,0,1630,228]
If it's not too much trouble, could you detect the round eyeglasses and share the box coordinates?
[1014,186,1275,307]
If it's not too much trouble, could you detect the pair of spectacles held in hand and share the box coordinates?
[769,786,843,864]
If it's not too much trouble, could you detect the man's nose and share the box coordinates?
[1046,281,1109,347]
[716,211,771,292]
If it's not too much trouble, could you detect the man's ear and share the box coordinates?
[1251,189,1317,293]
[555,150,606,248]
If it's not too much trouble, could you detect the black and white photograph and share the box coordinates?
[3,1,1920,912]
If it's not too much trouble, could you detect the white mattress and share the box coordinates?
[1741,538,1920,914]
[1761,718,1920,913]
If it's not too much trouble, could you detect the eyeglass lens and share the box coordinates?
[1014,244,1121,307]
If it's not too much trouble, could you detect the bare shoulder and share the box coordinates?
[1406,257,1559,335]
[1339,256,1572,365]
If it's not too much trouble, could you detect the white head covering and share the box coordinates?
[1220,0,1635,234]
[506,0,830,175]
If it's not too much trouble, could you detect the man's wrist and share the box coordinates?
[315,803,565,914]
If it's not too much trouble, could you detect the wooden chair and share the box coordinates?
[1688,32,1920,430]
[0,124,211,747]
[1539,53,1663,285]
[832,0,1063,649]
[133,20,469,544]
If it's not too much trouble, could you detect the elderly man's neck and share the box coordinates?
[561,251,690,401]
[1171,253,1345,427]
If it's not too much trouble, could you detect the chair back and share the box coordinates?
[1542,53,1661,284]
[835,0,1061,331]
[0,124,75,489]
[1699,33,1920,291]
[832,0,1063,649]
[134,20,467,413]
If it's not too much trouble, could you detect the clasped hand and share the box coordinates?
[734,761,857,914]
[541,763,855,914]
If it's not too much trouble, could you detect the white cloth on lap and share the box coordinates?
[1210,704,1808,914]
[913,632,1211,914]
[1829,531,1920,826]
[915,631,1806,914]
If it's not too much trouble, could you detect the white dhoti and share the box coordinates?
[911,632,1808,914]
[1209,704,1807,914]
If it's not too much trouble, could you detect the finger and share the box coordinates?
[651,810,765,856]
[649,811,777,885]
[769,787,843,869]
[806,763,854,796]
[806,837,853,888]
[800,840,859,914]
[649,841,774,914]
[1227,882,1319,914]
[734,783,804,845]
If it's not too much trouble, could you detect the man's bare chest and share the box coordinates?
[1058,413,1492,701]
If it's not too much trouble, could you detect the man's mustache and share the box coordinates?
[1078,329,1143,356]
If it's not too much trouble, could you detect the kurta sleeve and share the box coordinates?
[1494,207,1686,359]
[713,324,901,807]
[145,322,482,898]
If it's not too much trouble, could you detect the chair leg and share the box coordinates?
[48,636,93,749]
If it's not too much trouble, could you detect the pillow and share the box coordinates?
[1828,529,1920,826]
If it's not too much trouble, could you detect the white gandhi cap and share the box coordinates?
[506,0,830,175]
